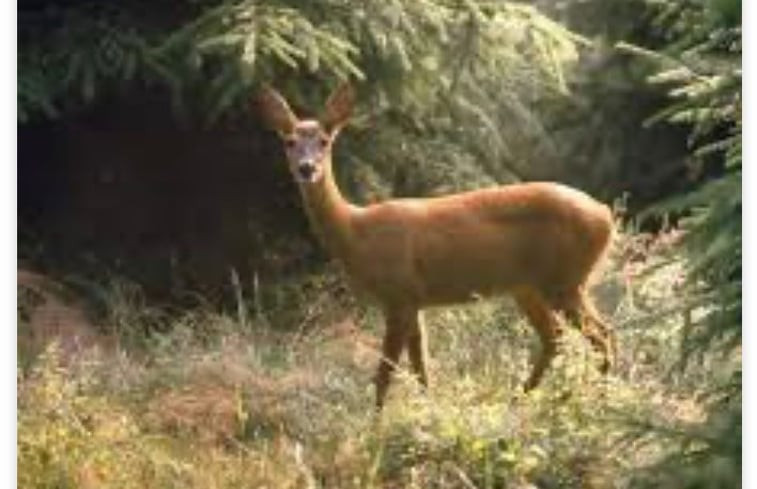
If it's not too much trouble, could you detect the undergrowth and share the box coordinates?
[18,230,728,489]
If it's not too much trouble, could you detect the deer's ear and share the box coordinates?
[257,85,297,136]
[322,83,355,135]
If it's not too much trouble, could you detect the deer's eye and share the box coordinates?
[319,136,329,148]
[284,138,296,149]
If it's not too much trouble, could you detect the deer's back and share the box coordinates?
[348,182,614,306]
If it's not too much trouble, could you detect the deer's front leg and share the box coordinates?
[374,308,414,409]
[406,310,429,389]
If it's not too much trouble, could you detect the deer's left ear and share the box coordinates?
[322,83,355,136]
[257,85,298,136]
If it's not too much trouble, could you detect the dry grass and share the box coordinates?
[17,230,724,488]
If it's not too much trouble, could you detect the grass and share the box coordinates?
[17,230,726,489]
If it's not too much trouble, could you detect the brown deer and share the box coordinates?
[258,84,616,409]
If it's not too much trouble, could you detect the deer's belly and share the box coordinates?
[416,269,515,306]
[411,242,537,305]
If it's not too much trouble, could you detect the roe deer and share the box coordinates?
[258,84,616,409]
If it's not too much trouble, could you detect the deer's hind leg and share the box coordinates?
[555,287,615,374]
[513,288,562,391]
[580,288,617,364]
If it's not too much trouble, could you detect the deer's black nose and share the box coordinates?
[298,163,315,180]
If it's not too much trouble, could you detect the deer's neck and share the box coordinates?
[299,160,358,260]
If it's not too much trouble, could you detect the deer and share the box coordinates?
[257,83,616,410]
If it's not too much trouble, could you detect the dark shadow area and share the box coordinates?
[19,89,319,305]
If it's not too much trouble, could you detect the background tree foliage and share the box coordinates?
[621,0,741,487]
[19,0,584,189]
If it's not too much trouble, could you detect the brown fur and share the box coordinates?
[258,85,616,409]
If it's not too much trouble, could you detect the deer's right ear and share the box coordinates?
[323,83,355,136]
[257,86,297,136]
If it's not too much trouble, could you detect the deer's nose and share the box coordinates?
[298,161,316,180]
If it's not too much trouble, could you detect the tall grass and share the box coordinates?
[18,230,724,488]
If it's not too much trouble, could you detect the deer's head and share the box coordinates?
[258,84,354,185]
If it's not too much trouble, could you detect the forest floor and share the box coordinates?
[17,230,724,489]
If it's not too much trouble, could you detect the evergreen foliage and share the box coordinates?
[19,1,588,197]
[623,0,741,486]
